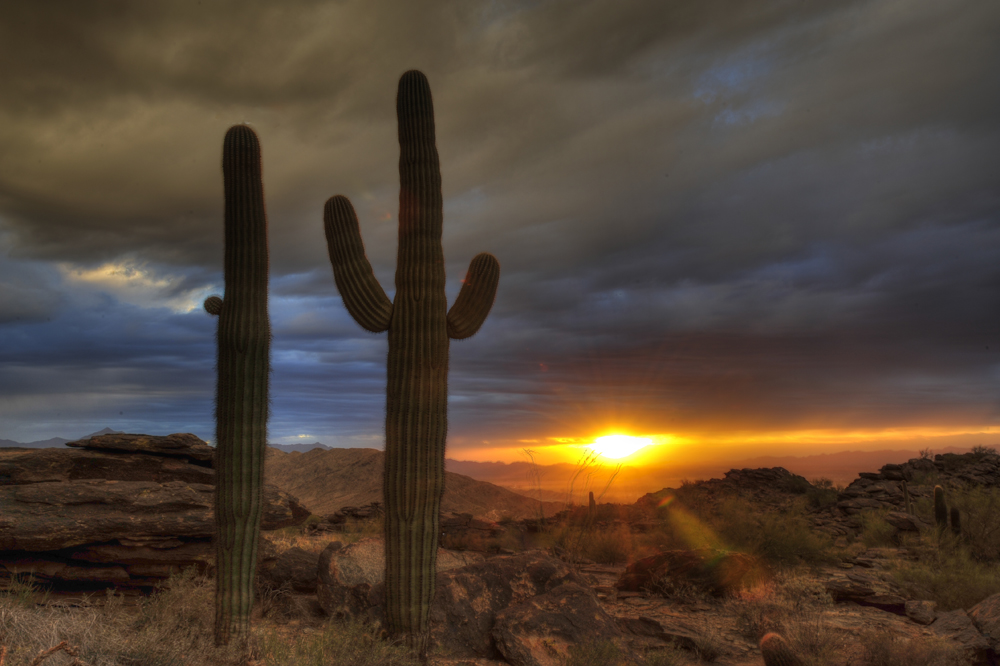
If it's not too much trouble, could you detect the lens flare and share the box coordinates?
[587,434,652,459]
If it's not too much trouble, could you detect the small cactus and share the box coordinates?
[760,632,803,666]
[902,480,913,515]
[588,491,596,520]
[204,125,271,646]
[950,506,961,535]
[934,485,948,528]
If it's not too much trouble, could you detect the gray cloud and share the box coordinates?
[1,0,998,454]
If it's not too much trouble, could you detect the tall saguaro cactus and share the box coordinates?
[324,70,500,655]
[203,124,271,646]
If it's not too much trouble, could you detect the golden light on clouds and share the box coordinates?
[58,260,214,313]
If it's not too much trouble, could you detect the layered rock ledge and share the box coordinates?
[0,433,309,589]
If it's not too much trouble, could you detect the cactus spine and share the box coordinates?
[204,125,270,646]
[324,71,500,655]
[760,632,803,666]
[934,485,948,528]
[950,506,961,535]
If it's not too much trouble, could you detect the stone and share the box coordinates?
[616,549,764,597]
[883,511,928,532]
[823,577,875,602]
[856,594,908,615]
[616,616,702,652]
[929,609,993,666]
[905,600,938,625]
[969,593,1000,648]
[259,546,321,593]
[315,537,484,620]
[491,581,622,666]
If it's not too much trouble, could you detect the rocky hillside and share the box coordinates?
[264,446,564,521]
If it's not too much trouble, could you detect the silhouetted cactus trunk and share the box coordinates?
[324,71,499,657]
[760,633,803,666]
[588,491,596,522]
[934,485,948,529]
[950,506,961,535]
[204,125,270,646]
[902,480,913,515]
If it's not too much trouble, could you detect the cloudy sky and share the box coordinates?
[1,0,998,466]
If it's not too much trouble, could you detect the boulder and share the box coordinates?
[491,581,621,666]
[970,593,1000,648]
[429,551,589,659]
[616,549,764,597]
[905,600,938,626]
[929,609,994,666]
[259,546,321,593]
[884,511,928,532]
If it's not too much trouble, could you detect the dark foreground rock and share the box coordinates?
[316,542,613,663]
[930,609,995,665]
[0,433,309,589]
[492,581,621,666]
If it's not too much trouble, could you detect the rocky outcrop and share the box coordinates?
[492,581,621,666]
[316,543,601,662]
[929,609,994,666]
[0,433,309,590]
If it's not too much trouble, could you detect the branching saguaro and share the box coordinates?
[324,70,500,656]
[204,124,271,646]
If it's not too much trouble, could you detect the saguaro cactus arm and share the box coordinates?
[447,252,500,339]
[324,195,393,332]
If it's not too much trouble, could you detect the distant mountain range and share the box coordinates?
[0,428,983,502]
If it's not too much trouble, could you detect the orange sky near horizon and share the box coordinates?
[449,425,1000,467]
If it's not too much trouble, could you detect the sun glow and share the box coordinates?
[587,434,652,460]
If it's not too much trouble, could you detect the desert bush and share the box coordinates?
[726,582,790,641]
[783,614,844,666]
[0,565,422,666]
[779,475,812,495]
[944,485,1000,561]
[562,638,687,666]
[858,508,897,548]
[888,542,1000,611]
[970,445,997,459]
[583,524,634,564]
[253,618,418,666]
[551,523,635,564]
[854,628,968,666]
[805,478,840,509]
[710,498,834,567]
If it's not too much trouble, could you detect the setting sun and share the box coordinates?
[587,434,652,460]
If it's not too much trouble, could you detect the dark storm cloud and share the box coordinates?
[1,0,998,449]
